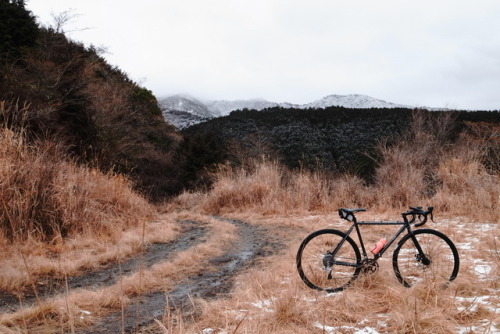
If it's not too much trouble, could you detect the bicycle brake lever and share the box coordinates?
[428,206,435,223]
[414,214,427,227]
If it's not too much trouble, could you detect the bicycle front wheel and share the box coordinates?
[393,229,459,288]
[297,229,361,293]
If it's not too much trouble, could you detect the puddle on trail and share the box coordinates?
[0,220,208,314]
[83,218,281,334]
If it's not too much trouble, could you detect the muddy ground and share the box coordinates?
[0,216,284,333]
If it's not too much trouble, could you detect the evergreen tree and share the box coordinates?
[0,0,39,54]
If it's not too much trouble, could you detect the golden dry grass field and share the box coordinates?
[1,209,497,333]
[0,114,498,333]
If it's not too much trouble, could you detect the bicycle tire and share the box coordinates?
[393,229,459,288]
[297,229,361,293]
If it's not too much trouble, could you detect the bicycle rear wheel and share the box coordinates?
[297,229,361,293]
[393,229,459,288]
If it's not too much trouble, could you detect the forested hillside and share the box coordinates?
[183,106,499,182]
[0,0,183,200]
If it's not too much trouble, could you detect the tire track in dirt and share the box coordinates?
[0,220,208,314]
[84,217,281,334]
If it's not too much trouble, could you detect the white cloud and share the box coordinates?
[26,0,500,109]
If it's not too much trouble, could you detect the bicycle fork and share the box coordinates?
[408,232,431,266]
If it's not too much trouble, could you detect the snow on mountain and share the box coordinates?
[301,94,411,109]
[206,99,281,116]
[162,110,209,130]
[159,95,213,118]
[159,94,416,129]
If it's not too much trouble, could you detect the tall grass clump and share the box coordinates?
[433,143,499,221]
[374,110,499,220]
[0,106,152,241]
[373,110,456,209]
[196,157,367,215]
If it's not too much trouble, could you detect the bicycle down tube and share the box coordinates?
[354,220,411,259]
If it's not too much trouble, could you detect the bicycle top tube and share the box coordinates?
[356,221,405,226]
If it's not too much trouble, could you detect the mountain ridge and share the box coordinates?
[159,94,415,129]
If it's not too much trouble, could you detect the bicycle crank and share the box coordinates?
[361,258,379,274]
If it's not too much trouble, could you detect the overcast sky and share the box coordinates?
[27,0,500,110]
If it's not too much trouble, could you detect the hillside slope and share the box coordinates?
[182,106,499,181]
[0,2,183,200]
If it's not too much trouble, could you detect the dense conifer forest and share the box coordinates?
[184,107,499,182]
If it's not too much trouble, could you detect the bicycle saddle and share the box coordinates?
[339,208,366,213]
[338,208,366,221]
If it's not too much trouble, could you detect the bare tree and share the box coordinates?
[50,9,90,34]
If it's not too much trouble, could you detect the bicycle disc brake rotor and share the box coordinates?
[416,253,431,266]
[322,253,334,268]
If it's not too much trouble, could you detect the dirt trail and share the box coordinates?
[0,220,209,314]
[83,217,280,334]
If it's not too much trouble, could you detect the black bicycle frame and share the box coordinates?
[331,216,424,262]
[354,220,409,259]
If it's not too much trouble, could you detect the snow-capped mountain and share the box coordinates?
[302,94,411,109]
[159,95,213,118]
[159,94,414,129]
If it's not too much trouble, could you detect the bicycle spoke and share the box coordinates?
[393,229,459,287]
[297,230,361,292]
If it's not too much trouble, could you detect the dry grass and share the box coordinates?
[0,215,180,294]
[155,112,499,333]
[175,112,498,222]
[0,214,237,332]
[0,115,158,293]
[160,214,498,334]
[1,108,498,333]
[0,123,153,242]
[186,159,369,216]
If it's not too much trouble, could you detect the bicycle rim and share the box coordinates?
[297,229,361,293]
[393,229,459,288]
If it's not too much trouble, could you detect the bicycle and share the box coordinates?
[296,206,460,293]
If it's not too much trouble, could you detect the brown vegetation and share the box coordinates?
[2,4,495,331]
[153,112,498,333]
[0,109,497,333]
[1,27,183,201]
[0,112,152,242]
[178,112,498,223]
[0,108,158,295]
[151,214,497,334]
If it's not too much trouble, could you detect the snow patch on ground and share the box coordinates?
[314,321,381,334]
[249,298,275,312]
